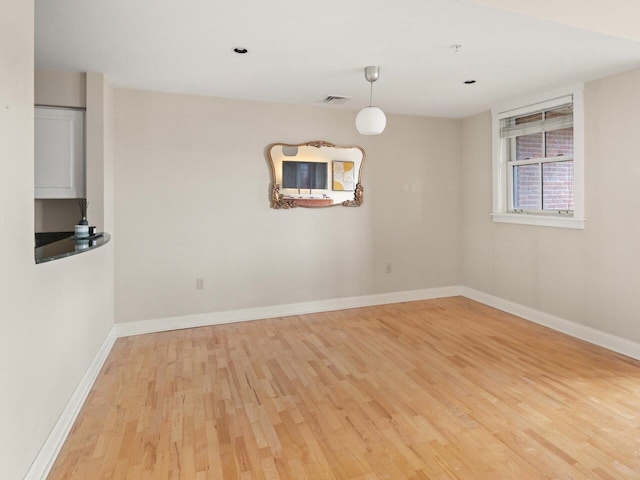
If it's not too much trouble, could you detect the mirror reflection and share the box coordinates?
[268,141,365,208]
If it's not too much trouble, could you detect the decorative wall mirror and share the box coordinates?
[268,141,365,209]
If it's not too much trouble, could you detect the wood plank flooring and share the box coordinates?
[48,297,640,479]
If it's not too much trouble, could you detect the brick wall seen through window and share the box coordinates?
[514,127,574,210]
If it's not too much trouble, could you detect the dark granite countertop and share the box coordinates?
[35,231,111,264]
[35,231,74,248]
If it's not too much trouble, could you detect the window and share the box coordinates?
[492,85,584,229]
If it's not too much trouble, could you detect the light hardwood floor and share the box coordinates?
[49,297,640,479]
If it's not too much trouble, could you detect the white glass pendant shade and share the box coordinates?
[356,106,386,135]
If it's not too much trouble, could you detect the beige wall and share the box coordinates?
[34,198,79,232]
[473,0,640,42]
[461,67,640,342]
[114,89,461,323]
[35,69,86,108]
[0,5,115,477]
[86,72,108,232]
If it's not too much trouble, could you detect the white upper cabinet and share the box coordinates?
[35,106,85,199]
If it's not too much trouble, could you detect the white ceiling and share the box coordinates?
[35,0,640,118]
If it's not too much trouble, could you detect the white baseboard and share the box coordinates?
[24,327,117,480]
[461,287,640,361]
[116,285,640,361]
[114,286,463,337]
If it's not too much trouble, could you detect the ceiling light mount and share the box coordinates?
[233,47,248,54]
[364,65,380,83]
[356,66,386,135]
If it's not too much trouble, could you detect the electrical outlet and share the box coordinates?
[196,278,204,290]
[385,263,392,274]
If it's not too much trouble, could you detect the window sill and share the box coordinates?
[491,213,585,229]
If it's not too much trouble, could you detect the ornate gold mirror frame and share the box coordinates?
[267,140,365,209]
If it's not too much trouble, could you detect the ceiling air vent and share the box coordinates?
[323,95,351,105]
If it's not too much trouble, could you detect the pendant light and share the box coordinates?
[356,66,386,135]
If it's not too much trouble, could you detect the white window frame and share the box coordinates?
[491,84,585,229]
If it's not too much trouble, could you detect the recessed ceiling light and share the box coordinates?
[233,47,248,54]
[464,80,476,84]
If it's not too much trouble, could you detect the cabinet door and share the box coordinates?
[35,107,85,199]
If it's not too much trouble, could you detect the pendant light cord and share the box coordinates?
[369,81,373,107]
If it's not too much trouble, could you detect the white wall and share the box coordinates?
[0,4,115,477]
[461,67,640,343]
[114,88,461,323]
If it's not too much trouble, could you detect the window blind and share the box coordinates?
[500,103,573,139]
